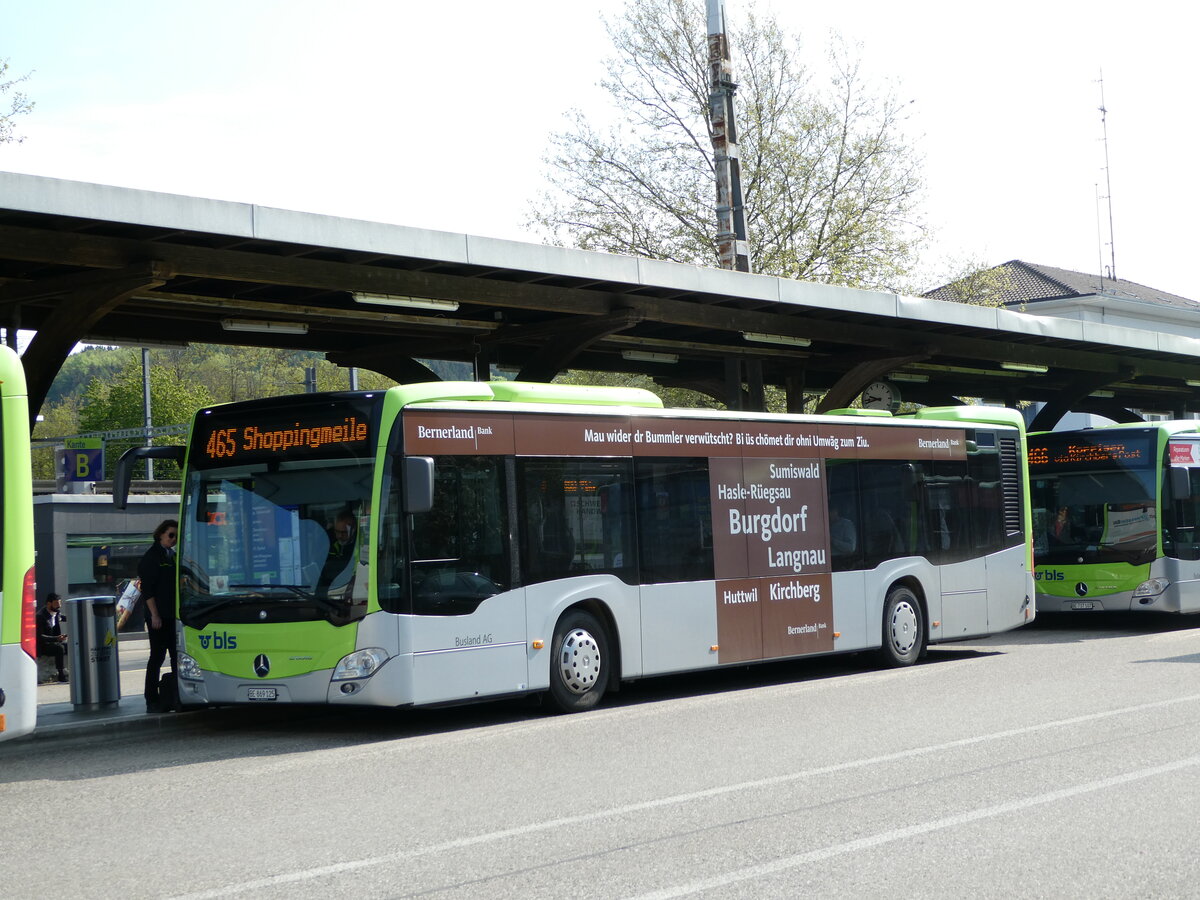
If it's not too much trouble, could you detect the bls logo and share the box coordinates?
[1034,570,1065,582]
[198,632,238,650]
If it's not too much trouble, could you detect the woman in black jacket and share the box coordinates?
[139,519,178,713]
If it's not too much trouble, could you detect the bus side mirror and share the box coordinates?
[1170,466,1192,501]
[113,445,187,509]
[404,456,435,513]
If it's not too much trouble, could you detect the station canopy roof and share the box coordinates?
[2,171,1198,425]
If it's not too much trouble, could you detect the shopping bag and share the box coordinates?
[116,578,141,629]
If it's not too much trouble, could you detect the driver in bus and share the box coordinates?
[1050,506,1082,545]
[317,511,357,596]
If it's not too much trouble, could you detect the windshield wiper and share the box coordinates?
[188,595,258,620]
[228,583,341,613]
[231,583,317,600]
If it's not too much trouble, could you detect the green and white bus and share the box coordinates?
[0,345,37,742]
[119,382,1034,713]
[1030,422,1200,613]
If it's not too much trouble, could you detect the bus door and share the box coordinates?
[1164,440,1200,611]
[405,454,528,704]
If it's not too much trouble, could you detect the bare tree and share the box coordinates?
[529,0,924,290]
[925,257,1020,309]
[0,58,34,145]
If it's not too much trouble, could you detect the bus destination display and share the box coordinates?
[193,401,377,467]
[1028,435,1154,471]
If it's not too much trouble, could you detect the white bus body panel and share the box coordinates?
[988,545,1035,631]
[939,557,988,639]
[410,587,529,705]
[831,570,868,652]
[0,644,36,740]
[1158,557,1200,613]
[639,581,718,676]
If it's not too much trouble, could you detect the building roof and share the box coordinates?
[925,259,1200,311]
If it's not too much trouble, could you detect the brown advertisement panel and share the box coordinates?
[404,411,516,456]
[710,456,833,662]
[404,409,967,463]
[709,457,828,580]
[629,418,967,461]
[760,573,834,658]
[714,577,764,664]
[511,414,638,456]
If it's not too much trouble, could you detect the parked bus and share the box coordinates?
[0,345,36,742]
[118,382,1033,713]
[1030,422,1200,613]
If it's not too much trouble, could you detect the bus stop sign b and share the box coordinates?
[58,438,104,484]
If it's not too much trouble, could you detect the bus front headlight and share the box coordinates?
[1132,578,1170,599]
[178,652,205,682]
[332,648,389,681]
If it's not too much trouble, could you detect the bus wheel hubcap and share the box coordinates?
[890,602,918,655]
[559,628,602,694]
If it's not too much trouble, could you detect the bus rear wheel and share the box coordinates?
[548,610,609,713]
[880,585,924,667]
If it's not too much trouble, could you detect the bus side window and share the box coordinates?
[518,458,636,586]
[1166,467,1200,560]
[635,458,713,584]
[826,461,863,572]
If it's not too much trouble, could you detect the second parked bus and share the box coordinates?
[1030,422,1200,613]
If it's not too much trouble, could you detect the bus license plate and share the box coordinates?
[1071,601,1095,610]
[247,688,278,701]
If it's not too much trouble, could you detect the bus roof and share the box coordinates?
[1030,421,1200,440]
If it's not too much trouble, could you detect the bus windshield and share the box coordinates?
[1030,431,1158,566]
[178,394,381,630]
[180,457,374,629]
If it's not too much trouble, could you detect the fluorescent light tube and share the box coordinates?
[621,350,678,363]
[220,319,308,335]
[741,331,811,347]
[352,293,459,312]
[999,361,1048,374]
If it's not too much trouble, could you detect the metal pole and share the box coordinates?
[349,367,359,390]
[141,347,154,481]
[707,0,750,272]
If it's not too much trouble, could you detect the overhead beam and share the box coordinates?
[512,311,643,382]
[2,223,1195,381]
[1028,370,1134,432]
[21,262,172,424]
[816,354,930,413]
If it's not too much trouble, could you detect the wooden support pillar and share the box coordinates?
[785,373,806,414]
[10,263,172,427]
[724,357,742,411]
[745,359,765,412]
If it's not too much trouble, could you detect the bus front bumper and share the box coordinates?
[178,657,411,707]
[1036,583,1183,613]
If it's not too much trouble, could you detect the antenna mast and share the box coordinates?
[1098,72,1117,282]
[707,0,750,272]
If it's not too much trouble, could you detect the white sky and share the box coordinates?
[2,0,1196,299]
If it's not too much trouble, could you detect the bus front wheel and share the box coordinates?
[880,585,924,667]
[548,610,609,713]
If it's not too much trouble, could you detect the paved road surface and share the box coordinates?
[3,613,1200,898]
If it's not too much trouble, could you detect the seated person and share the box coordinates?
[316,511,357,596]
[36,592,69,683]
[829,506,857,555]
[1050,506,1083,545]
